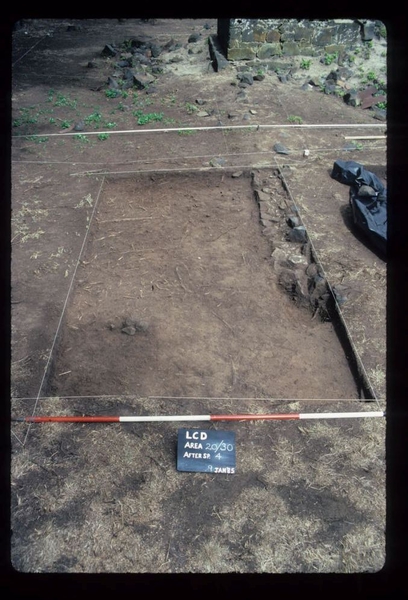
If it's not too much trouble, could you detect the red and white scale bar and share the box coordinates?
[15,411,385,423]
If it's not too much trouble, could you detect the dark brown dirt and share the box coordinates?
[11,19,386,574]
[46,170,358,400]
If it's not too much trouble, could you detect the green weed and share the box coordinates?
[60,120,72,129]
[287,115,303,124]
[85,112,103,128]
[300,59,311,70]
[97,133,110,141]
[13,108,38,127]
[133,110,164,125]
[178,129,196,135]
[324,52,337,65]
[74,134,90,143]
[24,136,49,143]
[105,89,121,98]
[52,92,77,109]
[104,122,117,129]
[185,102,199,114]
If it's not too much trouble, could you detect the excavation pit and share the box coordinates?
[46,169,360,400]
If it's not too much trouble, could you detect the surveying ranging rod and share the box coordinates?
[13,411,385,423]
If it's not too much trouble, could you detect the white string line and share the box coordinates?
[22,176,106,446]
[68,147,385,177]
[69,164,278,177]
[12,36,49,67]
[10,145,387,167]
[275,159,383,407]
[11,429,25,447]
[12,123,386,138]
[11,395,382,402]
[213,96,231,156]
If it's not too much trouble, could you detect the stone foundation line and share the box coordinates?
[12,123,386,139]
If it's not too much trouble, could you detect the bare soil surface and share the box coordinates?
[11,19,386,574]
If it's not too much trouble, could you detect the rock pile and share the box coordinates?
[250,169,331,319]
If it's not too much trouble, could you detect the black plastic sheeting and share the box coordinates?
[331,160,387,256]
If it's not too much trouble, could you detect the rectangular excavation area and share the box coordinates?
[47,170,359,400]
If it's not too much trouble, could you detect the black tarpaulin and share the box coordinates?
[331,160,387,256]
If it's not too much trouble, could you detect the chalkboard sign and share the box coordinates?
[177,428,236,473]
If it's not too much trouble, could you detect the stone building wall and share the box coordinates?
[217,19,383,61]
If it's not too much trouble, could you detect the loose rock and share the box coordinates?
[279,268,297,293]
[287,226,307,243]
[107,76,119,89]
[188,33,201,43]
[373,108,386,121]
[306,263,319,278]
[343,90,361,107]
[133,73,156,89]
[73,120,85,132]
[324,83,337,95]
[255,190,270,203]
[122,326,136,336]
[237,72,254,85]
[332,286,347,305]
[294,270,311,307]
[102,44,117,57]
[287,215,300,228]
[232,171,243,178]
[117,59,132,68]
[273,143,290,155]
[150,44,162,58]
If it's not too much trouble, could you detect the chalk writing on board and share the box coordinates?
[177,428,236,473]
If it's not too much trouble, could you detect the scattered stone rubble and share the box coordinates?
[250,169,331,319]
